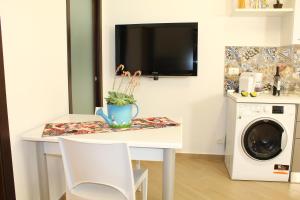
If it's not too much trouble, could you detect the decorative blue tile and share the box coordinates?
[224,45,300,93]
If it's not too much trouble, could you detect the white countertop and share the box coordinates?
[227,93,300,104]
[22,114,183,149]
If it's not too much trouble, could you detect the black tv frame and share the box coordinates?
[115,22,198,79]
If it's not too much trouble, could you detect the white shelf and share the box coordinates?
[232,8,294,16]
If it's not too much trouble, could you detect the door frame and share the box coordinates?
[66,0,103,113]
[0,19,16,200]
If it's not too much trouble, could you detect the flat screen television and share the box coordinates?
[115,23,198,78]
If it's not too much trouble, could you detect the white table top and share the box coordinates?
[22,114,183,149]
[227,93,300,104]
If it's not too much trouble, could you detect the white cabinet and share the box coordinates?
[280,0,300,45]
[292,0,300,44]
[228,0,299,45]
[231,0,295,16]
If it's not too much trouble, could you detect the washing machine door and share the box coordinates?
[242,118,287,161]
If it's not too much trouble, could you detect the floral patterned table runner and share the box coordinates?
[42,117,180,137]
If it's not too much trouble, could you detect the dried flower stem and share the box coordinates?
[122,71,131,93]
[129,78,138,95]
[113,64,124,90]
[125,76,134,94]
[128,71,141,95]
[117,72,126,92]
[118,71,131,92]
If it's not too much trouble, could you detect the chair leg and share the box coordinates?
[136,161,142,192]
[142,176,148,200]
[136,160,141,169]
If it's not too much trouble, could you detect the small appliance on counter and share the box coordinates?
[239,72,263,93]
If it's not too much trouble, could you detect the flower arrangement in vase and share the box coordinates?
[96,65,142,128]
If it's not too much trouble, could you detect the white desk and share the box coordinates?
[22,114,182,200]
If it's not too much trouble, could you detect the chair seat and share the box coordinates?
[68,168,148,200]
[70,183,127,200]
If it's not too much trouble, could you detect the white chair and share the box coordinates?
[59,138,148,200]
[95,107,142,171]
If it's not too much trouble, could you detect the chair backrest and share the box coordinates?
[59,138,135,200]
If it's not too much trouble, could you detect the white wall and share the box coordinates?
[0,0,284,198]
[102,0,282,154]
[0,0,69,199]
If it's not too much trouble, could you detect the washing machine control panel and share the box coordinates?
[238,104,295,116]
[272,106,284,114]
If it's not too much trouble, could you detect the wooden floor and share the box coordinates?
[136,154,300,200]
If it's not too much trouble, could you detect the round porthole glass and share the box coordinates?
[242,119,286,161]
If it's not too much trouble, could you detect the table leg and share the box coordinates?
[36,142,50,200]
[163,149,176,200]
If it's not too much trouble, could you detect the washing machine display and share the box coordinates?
[242,119,287,161]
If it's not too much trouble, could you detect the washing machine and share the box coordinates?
[225,98,296,182]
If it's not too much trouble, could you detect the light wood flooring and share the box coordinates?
[136,154,300,200]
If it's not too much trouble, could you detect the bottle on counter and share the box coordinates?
[273,66,281,96]
[238,0,246,8]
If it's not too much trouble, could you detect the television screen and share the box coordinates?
[115,23,198,76]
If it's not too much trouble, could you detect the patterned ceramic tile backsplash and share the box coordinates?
[224,45,300,93]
